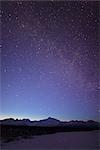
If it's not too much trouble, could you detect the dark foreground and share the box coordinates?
[1,131,100,149]
[0,124,100,143]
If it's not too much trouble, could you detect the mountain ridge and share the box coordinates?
[0,117,100,127]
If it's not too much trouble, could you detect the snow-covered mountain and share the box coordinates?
[32,117,61,126]
[0,118,32,126]
[0,117,61,126]
[0,117,99,128]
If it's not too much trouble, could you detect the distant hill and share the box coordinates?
[0,117,100,129]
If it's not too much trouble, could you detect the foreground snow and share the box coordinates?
[1,130,100,149]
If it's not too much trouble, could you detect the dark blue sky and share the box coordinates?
[1,1,99,121]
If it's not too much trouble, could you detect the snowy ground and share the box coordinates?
[1,130,100,150]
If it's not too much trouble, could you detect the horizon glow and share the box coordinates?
[1,1,99,121]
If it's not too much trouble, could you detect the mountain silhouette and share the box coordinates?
[0,117,100,128]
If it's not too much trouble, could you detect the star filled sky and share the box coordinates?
[1,1,99,121]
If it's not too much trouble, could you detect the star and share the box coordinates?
[1,1,99,121]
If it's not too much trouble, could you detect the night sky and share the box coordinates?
[1,1,99,121]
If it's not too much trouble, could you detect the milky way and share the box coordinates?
[1,1,99,121]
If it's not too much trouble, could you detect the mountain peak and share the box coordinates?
[47,117,55,120]
[47,117,60,122]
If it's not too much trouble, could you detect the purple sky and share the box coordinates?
[1,1,99,121]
